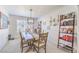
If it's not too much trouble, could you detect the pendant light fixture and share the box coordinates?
[27,8,34,24]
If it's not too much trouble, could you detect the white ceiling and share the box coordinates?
[4,5,63,18]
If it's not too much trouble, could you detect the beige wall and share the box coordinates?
[9,15,26,39]
[9,15,38,39]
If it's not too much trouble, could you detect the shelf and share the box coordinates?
[59,38,72,42]
[60,25,73,27]
[58,44,73,51]
[60,32,73,35]
[60,26,73,28]
[60,18,73,22]
[59,33,73,37]
[60,18,74,26]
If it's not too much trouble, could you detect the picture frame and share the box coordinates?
[0,12,9,29]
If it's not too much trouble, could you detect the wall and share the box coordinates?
[0,29,8,50]
[38,5,78,51]
[9,15,38,39]
[77,6,79,52]
[9,15,26,39]
[0,6,9,17]
[0,6,9,50]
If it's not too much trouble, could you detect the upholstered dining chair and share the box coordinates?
[33,32,48,53]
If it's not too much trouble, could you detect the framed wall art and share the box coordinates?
[0,12,9,29]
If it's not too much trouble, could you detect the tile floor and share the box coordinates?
[0,39,70,53]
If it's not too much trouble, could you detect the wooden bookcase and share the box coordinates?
[57,12,75,53]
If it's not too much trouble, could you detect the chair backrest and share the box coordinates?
[20,32,23,41]
[38,32,48,45]
[19,32,25,45]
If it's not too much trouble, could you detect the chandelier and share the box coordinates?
[27,8,34,24]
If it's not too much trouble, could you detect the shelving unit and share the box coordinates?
[57,12,75,53]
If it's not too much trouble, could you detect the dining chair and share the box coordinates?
[20,32,30,52]
[33,32,48,53]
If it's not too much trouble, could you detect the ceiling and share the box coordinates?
[4,5,63,18]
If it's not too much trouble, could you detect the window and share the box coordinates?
[17,20,27,32]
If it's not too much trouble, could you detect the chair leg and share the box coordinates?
[33,46,35,52]
[21,41,23,53]
[20,44,23,53]
[44,45,46,53]
[20,45,22,52]
[37,48,39,53]
[45,48,46,53]
[21,47,23,52]
[57,44,59,48]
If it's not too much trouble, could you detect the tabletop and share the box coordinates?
[22,32,39,41]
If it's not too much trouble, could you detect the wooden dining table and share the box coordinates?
[24,32,39,52]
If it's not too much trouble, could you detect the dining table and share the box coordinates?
[22,32,39,52]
